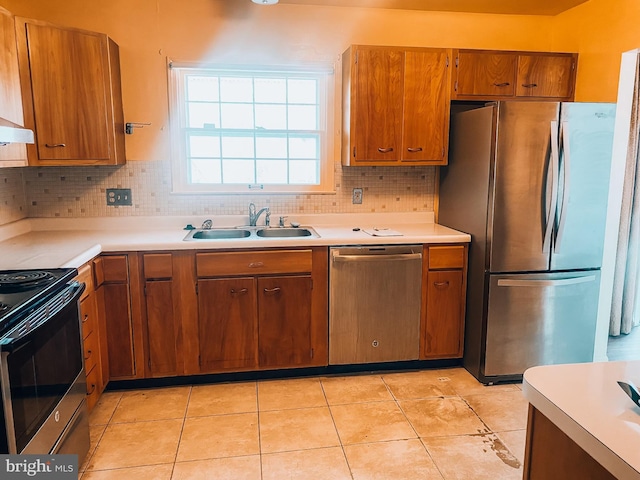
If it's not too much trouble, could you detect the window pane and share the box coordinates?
[257,160,288,184]
[255,104,286,130]
[255,78,286,103]
[221,136,254,158]
[220,77,253,102]
[221,103,254,129]
[289,160,319,184]
[223,159,255,183]
[187,76,219,102]
[288,79,317,104]
[289,136,318,159]
[256,136,287,159]
[189,135,220,158]
[188,103,220,128]
[190,159,221,183]
[288,105,317,130]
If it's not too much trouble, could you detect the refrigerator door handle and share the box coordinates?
[542,121,560,253]
[554,121,571,252]
[497,275,596,288]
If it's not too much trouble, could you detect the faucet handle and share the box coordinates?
[279,216,288,228]
[265,210,271,227]
[201,219,213,229]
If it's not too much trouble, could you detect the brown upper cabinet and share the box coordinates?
[342,45,451,166]
[452,49,577,101]
[0,7,28,167]
[14,17,126,166]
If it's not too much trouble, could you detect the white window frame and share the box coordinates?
[168,61,335,194]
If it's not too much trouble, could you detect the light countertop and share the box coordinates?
[0,213,470,269]
[523,361,640,480]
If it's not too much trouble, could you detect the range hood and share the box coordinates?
[0,117,34,145]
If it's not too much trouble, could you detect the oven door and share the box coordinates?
[0,282,86,454]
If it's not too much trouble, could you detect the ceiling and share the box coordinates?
[277,0,590,16]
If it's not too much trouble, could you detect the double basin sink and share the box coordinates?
[184,226,319,241]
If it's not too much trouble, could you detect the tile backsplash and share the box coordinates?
[0,169,27,225]
[18,157,436,219]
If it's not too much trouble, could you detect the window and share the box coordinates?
[168,63,335,194]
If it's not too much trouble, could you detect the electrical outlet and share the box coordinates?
[106,188,132,206]
[352,188,363,204]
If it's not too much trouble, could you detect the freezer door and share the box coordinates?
[551,103,616,270]
[490,102,559,273]
[484,271,600,377]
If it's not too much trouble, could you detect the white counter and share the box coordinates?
[0,213,470,269]
[523,361,640,480]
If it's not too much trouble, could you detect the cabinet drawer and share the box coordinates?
[85,364,100,411]
[143,253,173,279]
[197,250,313,277]
[428,246,465,269]
[80,295,98,339]
[76,263,94,300]
[96,255,128,284]
[83,330,99,375]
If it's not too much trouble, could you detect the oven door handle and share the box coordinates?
[0,282,85,353]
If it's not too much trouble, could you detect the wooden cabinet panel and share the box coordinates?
[15,17,125,166]
[101,283,136,378]
[454,51,516,97]
[80,293,98,340]
[402,50,450,163]
[198,277,258,372]
[99,255,129,283]
[196,250,313,277]
[516,54,576,99]
[352,47,404,163]
[143,253,173,279]
[422,270,464,358]
[145,280,183,377]
[83,330,99,375]
[258,275,313,368]
[0,7,27,167]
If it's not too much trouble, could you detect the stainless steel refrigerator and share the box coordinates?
[439,101,616,384]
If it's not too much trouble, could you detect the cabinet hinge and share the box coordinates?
[195,283,198,295]
[446,56,449,68]
[355,50,358,64]
[454,80,458,92]
[353,146,356,158]
[455,56,459,68]
[572,62,576,71]
[198,355,202,367]
[143,285,147,297]
[310,348,314,359]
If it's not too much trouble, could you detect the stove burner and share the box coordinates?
[0,271,56,291]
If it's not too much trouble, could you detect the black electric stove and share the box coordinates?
[0,268,78,336]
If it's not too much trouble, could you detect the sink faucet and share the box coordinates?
[248,203,270,226]
[201,219,213,229]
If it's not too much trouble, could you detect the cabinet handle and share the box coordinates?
[407,147,423,152]
[492,82,510,87]
[248,262,264,268]
[86,383,96,396]
[82,314,89,323]
[377,147,394,153]
[263,287,281,294]
[44,143,66,148]
[521,83,538,88]
[84,350,92,360]
[433,281,450,288]
[230,288,248,296]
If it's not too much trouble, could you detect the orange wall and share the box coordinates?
[2,0,555,161]
[552,0,640,102]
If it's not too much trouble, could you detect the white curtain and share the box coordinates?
[610,59,640,336]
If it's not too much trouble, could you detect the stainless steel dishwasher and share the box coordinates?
[329,245,422,365]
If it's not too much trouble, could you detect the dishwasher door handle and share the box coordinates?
[332,253,422,263]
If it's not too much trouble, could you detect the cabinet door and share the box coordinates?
[198,278,258,372]
[352,47,404,163]
[0,7,27,166]
[22,22,111,161]
[402,49,450,163]
[516,54,576,98]
[100,283,136,378]
[258,275,313,368]
[423,270,464,358]
[145,280,184,377]
[455,51,516,97]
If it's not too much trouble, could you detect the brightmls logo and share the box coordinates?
[0,455,77,479]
